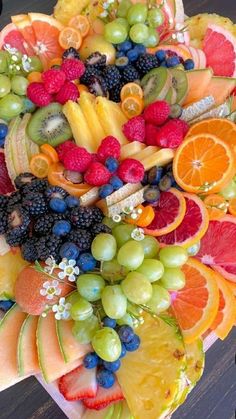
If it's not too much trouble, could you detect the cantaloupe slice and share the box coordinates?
[37,312,83,383]
[183,68,213,105]
[56,319,90,363]
[17,315,40,376]
[203,76,236,106]
[0,304,27,391]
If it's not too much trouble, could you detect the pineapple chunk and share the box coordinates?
[132,146,159,161]
[54,0,90,25]
[79,92,106,150]
[141,148,174,171]
[95,97,128,146]
[120,141,146,160]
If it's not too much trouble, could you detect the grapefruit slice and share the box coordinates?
[13,16,37,56]
[0,23,29,54]
[203,24,236,77]
[158,193,209,248]
[143,188,186,236]
[171,258,219,343]
[209,270,236,339]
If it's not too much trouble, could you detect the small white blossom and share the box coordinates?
[100,10,108,18]
[40,280,61,300]
[4,44,18,54]
[131,227,145,241]
[58,258,79,282]
[107,0,114,3]
[44,256,57,275]
[22,55,32,72]
[103,1,110,9]
[112,214,122,223]
[123,206,134,215]
[52,297,72,320]
[176,32,185,43]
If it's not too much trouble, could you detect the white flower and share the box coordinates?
[123,206,134,215]
[22,55,31,72]
[58,258,79,282]
[40,280,61,300]
[176,32,185,43]
[44,256,57,275]
[4,44,18,54]
[107,0,114,3]
[52,297,72,320]
[100,10,108,18]
[103,1,110,9]
[131,227,145,241]
[112,214,122,223]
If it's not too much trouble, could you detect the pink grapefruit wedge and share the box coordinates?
[0,23,29,54]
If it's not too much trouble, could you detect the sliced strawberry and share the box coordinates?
[59,365,98,401]
[83,380,124,411]
[0,151,15,194]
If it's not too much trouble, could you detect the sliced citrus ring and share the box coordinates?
[48,57,63,68]
[27,71,42,83]
[204,194,228,220]
[121,96,144,119]
[228,197,236,216]
[69,15,90,38]
[227,281,236,297]
[59,27,82,50]
[158,193,209,248]
[120,83,144,102]
[40,144,59,164]
[210,270,236,339]
[137,205,155,228]
[30,153,51,178]
[173,134,235,194]
[143,188,186,237]
[171,258,219,344]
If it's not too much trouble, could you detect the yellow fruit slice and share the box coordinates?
[132,145,159,161]
[120,141,146,160]
[54,0,90,25]
[141,148,174,171]
[79,92,106,149]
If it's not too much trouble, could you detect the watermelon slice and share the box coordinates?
[0,23,29,54]
[0,151,15,194]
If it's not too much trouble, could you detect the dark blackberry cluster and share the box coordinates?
[21,238,38,262]
[7,191,22,213]
[21,179,49,195]
[103,65,121,90]
[0,210,8,235]
[14,173,37,189]
[80,65,102,85]
[109,81,125,103]
[88,75,108,97]
[45,186,68,200]
[6,206,30,247]
[62,47,80,61]
[34,213,64,236]
[121,65,140,83]
[91,223,112,236]
[22,192,47,216]
[85,52,107,68]
[135,53,159,77]
[0,195,9,211]
[37,234,62,263]
[67,229,93,251]
[70,206,96,229]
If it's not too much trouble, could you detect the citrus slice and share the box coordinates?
[158,193,209,248]
[48,57,63,68]
[210,270,236,339]
[171,258,219,343]
[173,134,235,194]
[30,153,51,178]
[59,27,82,50]
[121,96,144,119]
[120,83,144,102]
[228,197,236,216]
[40,144,59,164]
[227,281,236,297]
[27,71,42,83]
[143,188,186,237]
[204,194,228,220]
[69,15,90,38]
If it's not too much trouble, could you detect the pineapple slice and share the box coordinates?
[117,313,186,419]
[79,92,106,150]
[95,97,128,146]
[121,142,146,160]
[54,0,90,25]
[132,146,159,161]
[141,148,174,171]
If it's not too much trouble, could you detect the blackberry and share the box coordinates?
[68,229,93,251]
[80,65,102,85]
[0,210,8,234]
[6,230,28,247]
[135,54,159,76]
[7,191,22,213]
[62,47,80,61]
[37,234,62,263]
[91,223,112,236]
[88,75,108,97]
[109,81,125,103]
[7,206,30,237]
[14,173,37,190]
[44,186,68,200]
[85,52,107,68]
[0,195,9,211]
[22,192,48,216]
[103,65,121,89]
[21,179,49,195]
[21,238,38,262]
[121,65,140,83]
[90,207,104,224]
[70,207,95,229]
[34,213,64,235]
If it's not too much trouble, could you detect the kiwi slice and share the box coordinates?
[27,103,72,146]
[168,68,188,105]
[165,86,177,105]
[141,67,172,106]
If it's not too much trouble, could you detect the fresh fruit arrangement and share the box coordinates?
[0,0,236,418]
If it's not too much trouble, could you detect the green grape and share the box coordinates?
[21,97,36,114]
[147,8,164,27]
[220,179,236,199]
[0,94,23,120]
[65,290,80,306]
[115,18,130,32]
[102,285,127,319]
[143,27,160,48]
[29,56,43,72]
[70,297,93,321]
[121,271,152,304]
[104,21,128,44]
[77,273,105,302]
[187,242,200,256]
[117,0,132,18]
[159,245,188,268]
[0,51,9,74]
[136,259,164,282]
[91,233,117,261]
[146,284,171,313]
[103,216,120,229]
[11,75,29,96]
[73,314,99,344]
[117,313,134,327]
[140,235,159,258]
[92,327,121,362]
[129,23,149,44]
[159,268,186,290]
[117,240,144,270]
[0,75,11,98]
[127,4,148,25]
[127,301,143,316]
[112,224,135,248]
[100,258,129,282]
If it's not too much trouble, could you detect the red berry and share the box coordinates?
[61,59,85,81]
[118,158,144,184]
[122,116,145,143]
[56,140,77,163]
[172,118,189,136]
[63,147,92,173]
[145,123,160,146]
[27,82,52,107]
[42,69,66,94]
[97,136,121,163]
[84,162,111,186]
[0,152,15,194]
[143,100,170,126]
[56,81,79,105]
[155,119,184,149]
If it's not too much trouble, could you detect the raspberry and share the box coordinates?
[55,81,79,105]
[56,140,77,163]
[172,119,189,136]
[97,136,121,163]
[143,100,170,126]
[63,147,92,173]
[42,69,66,94]
[155,120,184,149]
[27,82,52,107]
[145,123,160,146]
[61,59,85,81]
[84,162,111,186]
[123,116,145,143]
[118,158,144,183]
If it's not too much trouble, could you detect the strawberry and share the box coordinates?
[59,365,98,401]
[83,380,124,410]
[0,151,14,194]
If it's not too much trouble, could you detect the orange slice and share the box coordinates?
[210,270,236,339]
[204,194,228,220]
[121,96,144,119]
[171,258,219,343]
[40,144,59,164]
[30,153,52,178]
[137,205,155,228]
[120,83,144,102]
[173,134,235,194]
[69,15,90,38]
[27,71,42,83]
[228,197,236,216]
[59,27,82,50]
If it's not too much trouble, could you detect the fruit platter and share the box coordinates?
[0,0,236,417]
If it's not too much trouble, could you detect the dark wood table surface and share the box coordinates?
[0,0,236,418]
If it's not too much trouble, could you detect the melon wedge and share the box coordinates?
[17,315,40,377]
[202,76,236,106]
[56,319,90,363]
[37,312,83,383]
[0,305,27,391]
[183,68,213,105]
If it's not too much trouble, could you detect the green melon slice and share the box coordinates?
[56,319,91,363]
[203,76,236,106]
[17,315,40,377]
[184,68,213,105]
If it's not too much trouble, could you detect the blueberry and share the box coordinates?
[59,242,80,260]
[120,343,127,358]
[141,172,149,186]
[159,174,172,191]
[118,325,135,343]
[116,51,125,58]
[99,184,114,199]
[143,187,160,204]
[124,334,140,352]
[52,220,71,237]
[65,196,80,209]
[102,317,117,328]
[49,198,67,213]
[96,369,115,389]
[117,40,133,53]
[0,300,14,312]
[155,49,166,62]
[184,58,195,70]
[0,123,8,140]
[127,48,139,62]
[77,252,96,272]
[105,157,119,173]
[83,352,99,369]
[115,56,129,69]
[160,60,167,67]
[109,176,124,190]
[166,56,180,67]
[133,44,146,55]
[103,359,121,372]
[148,167,163,185]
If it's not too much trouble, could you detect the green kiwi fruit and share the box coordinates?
[27,103,72,146]
[141,67,172,106]
[168,68,188,105]
[165,86,177,104]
